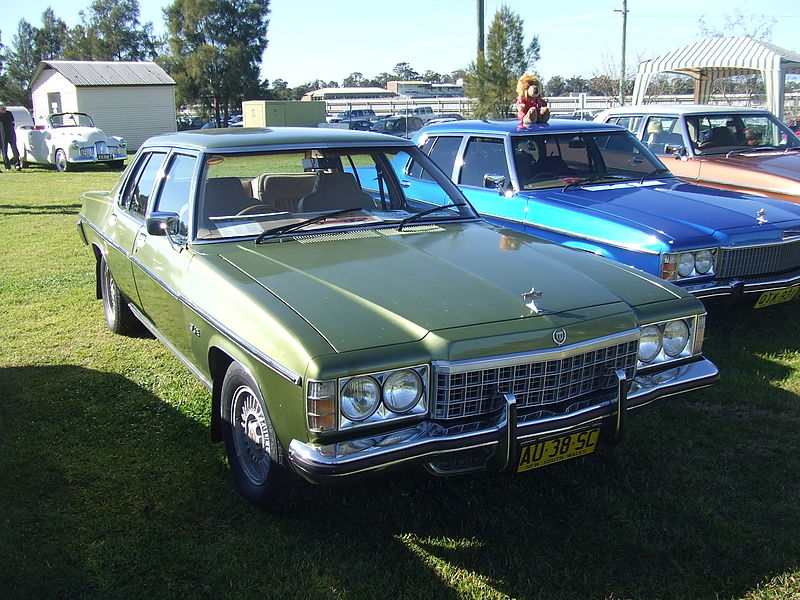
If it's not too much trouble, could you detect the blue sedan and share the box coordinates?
[399,119,800,309]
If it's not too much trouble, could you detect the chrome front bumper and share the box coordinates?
[287,357,719,483]
[685,271,800,300]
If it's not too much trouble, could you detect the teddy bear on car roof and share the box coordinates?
[515,74,550,125]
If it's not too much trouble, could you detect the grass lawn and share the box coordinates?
[1,164,799,600]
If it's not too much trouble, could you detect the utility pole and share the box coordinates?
[477,0,484,56]
[615,0,628,106]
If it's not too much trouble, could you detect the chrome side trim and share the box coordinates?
[515,217,662,256]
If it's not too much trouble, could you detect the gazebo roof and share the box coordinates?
[632,37,800,118]
[636,36,800,79]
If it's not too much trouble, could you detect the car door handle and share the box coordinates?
[400,180,410,188]
[134,232,147,251]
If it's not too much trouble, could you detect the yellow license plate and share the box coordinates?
[517,429,600,473]
[753,287,799,309]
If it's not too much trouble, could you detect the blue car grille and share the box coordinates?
[717,239,800,279]
[433,339,638,420]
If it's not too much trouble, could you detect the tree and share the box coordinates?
[464,6,539,118]
[67,0,157,61]
[163,0,270,122]
[342,72,364,87]
[545,75,566,96]
[5,20,40,105]
[392,62,420,81]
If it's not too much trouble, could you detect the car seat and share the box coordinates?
[297,171,375,212]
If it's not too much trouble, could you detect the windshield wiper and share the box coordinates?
[639,168,671,184]
[397,202,466,231]
[561,175,626,192]
[254,207,364,244]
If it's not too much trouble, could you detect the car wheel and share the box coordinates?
[221,362,290,508]
[110,160,125,170]
[55,149,69,172]
[99,254,141,335]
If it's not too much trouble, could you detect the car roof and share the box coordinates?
[419,118,624,136]
[141,126,413,151]
[598,104,772,117]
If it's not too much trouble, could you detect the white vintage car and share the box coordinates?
[14,108,127,171]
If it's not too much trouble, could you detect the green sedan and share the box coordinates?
[77,127,718,508]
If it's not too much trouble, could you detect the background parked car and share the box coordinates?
[77,126,716,507]
[370,115,425,138]
[15,109,127,171]
[401,118,800,310]
[595,104,800,204]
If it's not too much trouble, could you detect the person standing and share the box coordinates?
[0,103,22,171]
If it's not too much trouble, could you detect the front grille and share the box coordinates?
[717,239,800,278]
[433,337,638,420]
[95,141,109,156]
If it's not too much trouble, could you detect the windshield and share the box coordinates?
[685,113,800,155]
[195,145,476,241]
[510,130,668,190]
[49,113,95,128]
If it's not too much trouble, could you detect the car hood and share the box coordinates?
[523,179,800,245]
[703,151,800,180]
[212,224,680,353]
[53,127,111,142]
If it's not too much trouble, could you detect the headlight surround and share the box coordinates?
[308,365,429,432]
[638,316,702,367]
[383,369,423,413]
[71,140,81,150]
[340,376,380,421]
[660,248,717,280]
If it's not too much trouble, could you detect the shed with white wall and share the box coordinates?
[30,60,176,150]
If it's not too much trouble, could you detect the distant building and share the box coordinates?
[302,87,397,101]
[386,81,464,98]
[29,60,176,150]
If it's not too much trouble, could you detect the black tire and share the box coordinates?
[99,255,141,335]
[221,362,290,508]
[55,149,69,172]
[110,160,125,171]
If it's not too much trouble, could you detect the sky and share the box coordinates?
[2,0,798,88]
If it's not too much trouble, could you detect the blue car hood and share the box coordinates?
[522,179,800,244]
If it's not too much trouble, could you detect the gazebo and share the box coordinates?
[631,37,800,119]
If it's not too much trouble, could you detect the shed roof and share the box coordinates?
[33,60,175,87]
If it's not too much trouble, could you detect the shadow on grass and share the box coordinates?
[0,203,82,216]
[2,301,799,600]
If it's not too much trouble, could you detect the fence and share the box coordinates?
[323,92,800,120]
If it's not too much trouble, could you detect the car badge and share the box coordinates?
[756,208,768,225]
[553,328,567,346]
[522,287,543,313]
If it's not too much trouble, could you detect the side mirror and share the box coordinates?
[665,144,687,157]
[483,173,506,192]
[146,211,180,236]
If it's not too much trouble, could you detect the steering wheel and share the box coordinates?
[236,204,275,216]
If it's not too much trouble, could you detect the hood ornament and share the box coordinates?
[756,208,768,225]
[522,287,543,313]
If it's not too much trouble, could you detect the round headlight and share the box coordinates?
[639,325,662,363]
[341,376,380,421]
[383,370,423,413]
[71,140,81,149]
[694,249,714,274]
[677,252,695,277]
[662,320,690,357]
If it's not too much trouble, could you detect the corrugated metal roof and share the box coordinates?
[35,60,175,87]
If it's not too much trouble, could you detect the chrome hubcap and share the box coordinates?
[231,386,270,485]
